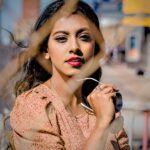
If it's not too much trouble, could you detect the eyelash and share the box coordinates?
[80,34,92,42]
[54,34,92,43]
[55,36,67,43]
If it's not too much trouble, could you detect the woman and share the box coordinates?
[10,0,129,149]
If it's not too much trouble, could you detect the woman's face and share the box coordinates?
[47,14,95,77]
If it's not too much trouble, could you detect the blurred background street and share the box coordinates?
[101,63,150,149]
[0,0,150,149]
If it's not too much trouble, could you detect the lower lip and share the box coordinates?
[67,61,82,67]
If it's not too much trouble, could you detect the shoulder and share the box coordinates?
[10,85,64,147]
[13,84,53,107]
[10,84,56,129]
[11,84,55,114]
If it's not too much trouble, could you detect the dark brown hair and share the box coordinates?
[15,0,102,104]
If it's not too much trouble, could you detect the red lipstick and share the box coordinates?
[66,57,84,67]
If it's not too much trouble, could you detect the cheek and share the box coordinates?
[48,41,64,57]
[83,43,95,57]
[88,41,95,51]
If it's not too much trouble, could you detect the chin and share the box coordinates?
[65,70,81,77]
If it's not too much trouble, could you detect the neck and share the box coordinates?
[49,68,82,107]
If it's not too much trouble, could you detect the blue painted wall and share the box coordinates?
[40,0,94,12]
[39,0,122,15]
[40,0,53,12]
[1,0,22,44]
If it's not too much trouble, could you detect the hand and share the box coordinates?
[87,84,117,126]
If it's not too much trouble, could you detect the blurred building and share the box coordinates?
[92,0,150,73]
[122,0,150,72]
[0,0,123,44]
[0,0,54,44]
[0,0,149,69]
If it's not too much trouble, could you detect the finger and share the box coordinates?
[115,112,121,118]
[100,84,118,91]
[118,138,129,147]
[100,87,114,94]
[93,85,102,93]
[104,92,116,101]
[87,94,94,106]
[93,84,114,93]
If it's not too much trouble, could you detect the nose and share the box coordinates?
[69,38,82,56]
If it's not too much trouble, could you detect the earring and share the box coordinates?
[45,53,50,60]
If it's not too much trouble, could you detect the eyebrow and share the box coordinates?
[53,31,69,36]
[52,27,90,36]
[76,28,90,35]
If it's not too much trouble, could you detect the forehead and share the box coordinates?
[51,14,91,33]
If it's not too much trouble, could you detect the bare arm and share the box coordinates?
[83,120,110,150]
[83,84,118,150]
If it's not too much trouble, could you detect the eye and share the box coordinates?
[54,36,67,43]
[79,34,92,42]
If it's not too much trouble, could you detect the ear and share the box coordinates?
[44,52,50,60]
